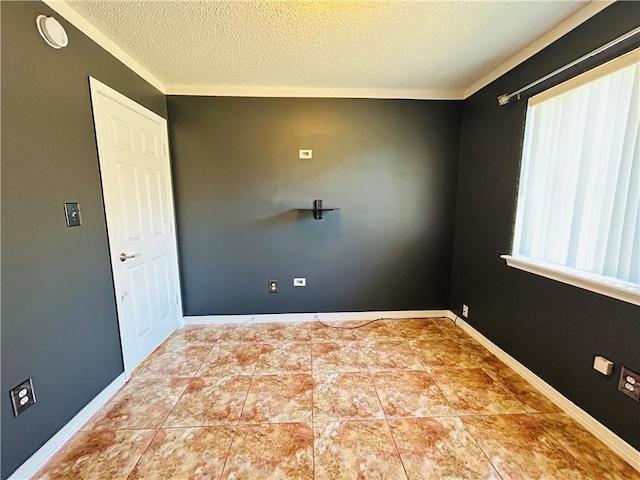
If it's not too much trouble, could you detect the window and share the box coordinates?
[503,49,640,306]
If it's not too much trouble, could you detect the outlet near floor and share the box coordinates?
[10,378,36,416]
[618,367,640,402]
[462,304,469,318]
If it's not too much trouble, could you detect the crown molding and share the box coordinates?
[462,0,614,98]
[42,0,166,93]
[42,0,613,101]
[164,84,464,100]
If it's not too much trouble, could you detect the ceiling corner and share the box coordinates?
[41,0,167,94]
[461,0,614,99]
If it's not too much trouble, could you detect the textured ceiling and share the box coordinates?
[65,0,590,96]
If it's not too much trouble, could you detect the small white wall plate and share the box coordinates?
[36,15,69,49]
[593,356,614,376]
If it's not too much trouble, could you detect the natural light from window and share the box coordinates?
[503,49,640,306]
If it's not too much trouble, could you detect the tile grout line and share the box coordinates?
[531,414,601,480]
[418,323,534,418]
[357,323,403,467]
[403,326,458,415]
[478,364,564,416]
[466,327,563,417]
[421,367,457,417]
[217,338,264,479]
[388,324,457,479]
[477,366,522,397]
[219,326,270,476]
[371,370,410,480]
[238,340,263,421]
[455,411,556,418]
[479,366,532,414]
[456,416,506,480]
[154,340,214,427]
[420,327,453,375]
[124,352,201,480]
[123,428,163,480]
[309,324,316,479]
[401,321,506,479]
[454,323,546,415]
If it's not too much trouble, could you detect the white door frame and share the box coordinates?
[89,77,184,379]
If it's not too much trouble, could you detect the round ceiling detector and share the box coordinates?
[36,15,69,49]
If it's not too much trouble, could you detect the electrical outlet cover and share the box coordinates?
[618,367,640,402]
[269,280,278,293]
[10,378,36,416]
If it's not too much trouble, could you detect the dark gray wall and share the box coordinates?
[1,2,167,478]
[450,1,640,449]
[168,97,461,316]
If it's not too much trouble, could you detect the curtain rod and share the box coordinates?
[497,26,640,106]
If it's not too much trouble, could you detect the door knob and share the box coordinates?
[119,252,141,262]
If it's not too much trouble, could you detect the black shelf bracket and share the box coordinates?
[298,199,341,220]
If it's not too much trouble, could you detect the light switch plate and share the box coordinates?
[64,202,82,227]
[299,149,312,159]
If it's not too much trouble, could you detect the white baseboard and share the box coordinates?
[9,374,127,480]
[183,310,451,325]
[446,312,640,472]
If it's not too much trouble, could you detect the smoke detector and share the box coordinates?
[36,15,69,49]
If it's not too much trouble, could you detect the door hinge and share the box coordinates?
[169,222,173,233]
[175,294,179,304]
[163,144,167,156]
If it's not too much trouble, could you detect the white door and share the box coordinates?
[89,78,181,377]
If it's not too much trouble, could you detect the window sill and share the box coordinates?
[501,255,640,306]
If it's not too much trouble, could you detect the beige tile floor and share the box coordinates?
[35,318,639,479]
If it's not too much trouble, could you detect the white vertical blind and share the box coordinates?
[513,52,640,288]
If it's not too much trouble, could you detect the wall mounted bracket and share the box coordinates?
[298,199,341,220]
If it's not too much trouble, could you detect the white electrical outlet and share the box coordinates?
[293,277,306,287]
[299,149,312,159]
[462,304,469,318]
[618,367,640,401]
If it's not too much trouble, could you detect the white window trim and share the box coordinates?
[501,255,640,306]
